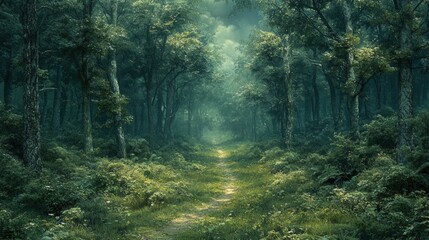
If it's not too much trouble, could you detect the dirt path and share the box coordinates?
[145,149,237,239]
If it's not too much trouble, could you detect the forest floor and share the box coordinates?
[138,148,239,240]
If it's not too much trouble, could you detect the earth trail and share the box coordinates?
[145,149,237,239]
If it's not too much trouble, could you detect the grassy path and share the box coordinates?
[139,148,239,239]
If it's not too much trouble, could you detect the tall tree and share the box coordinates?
[22,0,41,171]
[105,0,126,158]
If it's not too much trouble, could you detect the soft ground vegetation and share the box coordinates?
[1,106,429,239]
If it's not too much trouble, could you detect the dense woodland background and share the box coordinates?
[1,0,429,239]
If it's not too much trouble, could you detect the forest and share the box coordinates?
[1,0,429,239]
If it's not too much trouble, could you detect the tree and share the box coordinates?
[22,0,41,171]
[104,0,126,158]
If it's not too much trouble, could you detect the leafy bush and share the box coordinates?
[94,159,190,209]
[79,197,109,227]
[128,138,150,160]
[355,166,428,200]
[18,173,92,214]
[0,151,30,198]
[0,208,30,239]
[364,115,397,150]
[327,134,379,175]
[360,193,429,240]
[0,104,23,156]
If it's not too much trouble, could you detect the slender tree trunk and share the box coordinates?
[146,85,154,140]
[397,2,414,164]
[325,75,339,131]
[187,88,194,136]
[80,0,94,153]
[22,0,41,172]
[82,79,93,153]
[164,80,174,139]
[311,64,320,126]
[41,90,48,127]
[280,35,294,148]
[349,94,359,138]
[156,87,164,135]
[59,81,68,127]
[374,78,382,110]
[4,47,13,110]
[107,0,126,158]
[343,0,359,139]
[52,65,62,130]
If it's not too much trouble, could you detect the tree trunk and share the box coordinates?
[311,64,320,126]
[325,75,339,131]
[82,79,93,153]
[4,47,13,110]
[146,86,154,140]
[164,80,174,139]
[156,87,164,135]
[349,94,359,138]
[52,65,62,130]
[22,0,41,172]
[59,81,68,127]
[397,2,414,164]
[107,0,126,158]
[343,0,359,139]
[187,88,194,136]
[80,0,94,153]
[283,36,294,148]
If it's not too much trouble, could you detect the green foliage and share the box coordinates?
[18,172,92,215]
[94,159,191,209]
[92,77,132,129]
[355,166,428,200]
[128,138,151,160]
[0,151,30,198]
[0,208,37,239]
[359,193,429,240]
[326,134,379,175]
[364,115,398,150]
[0,104,23,156]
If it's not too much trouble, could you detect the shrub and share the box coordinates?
[359,193,429,239]
[327,134,379,175]
[18,173,92,214]
[0,209,27,239]
[364,115,397,150]
[355,165,428,200]
[0,151,30,198]
[79,197,109,227]
[0,104,23,156]
[128,139,150,160]
[94,160,188,209]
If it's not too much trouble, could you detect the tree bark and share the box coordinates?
[22,0,41,172]
[80,0,95,153]
[107,0,126,158]
[311,64,320,126]
[164,80,175,139]
[82,78,93,153]
[282,36,293,148]
[325,74,339,131]
[343,0,359,139]
[52,65,62,130]
[156,86,164,135]
[397,1,414,164]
